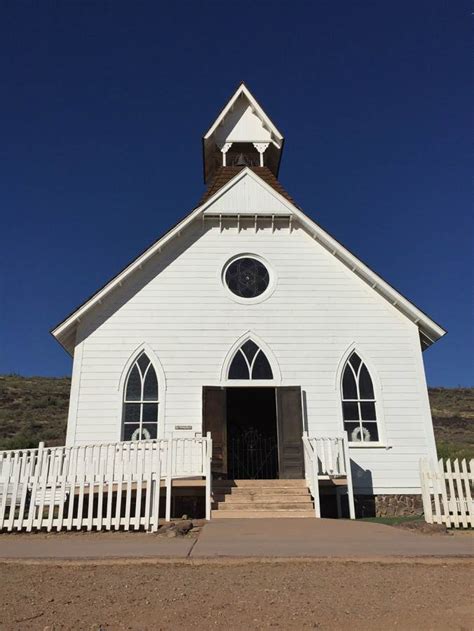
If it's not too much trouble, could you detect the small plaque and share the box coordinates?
[175,425,192,430]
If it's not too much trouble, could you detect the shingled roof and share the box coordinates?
[198,166,298,207]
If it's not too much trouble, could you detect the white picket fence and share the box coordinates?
[0,436,212,532]
[302,432,355,519]
[420,458,474,528]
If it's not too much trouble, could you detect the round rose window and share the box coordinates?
[224,257,270,298]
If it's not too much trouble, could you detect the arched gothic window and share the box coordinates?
[228,340,273,380]
[123,352,159,441]
[341,352,378,443]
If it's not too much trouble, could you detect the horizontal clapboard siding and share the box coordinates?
[68,220,437,494]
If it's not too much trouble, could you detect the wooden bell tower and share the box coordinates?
[202,83,284,185]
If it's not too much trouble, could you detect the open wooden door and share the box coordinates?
[276,386,304,479]
[202,386,227,478]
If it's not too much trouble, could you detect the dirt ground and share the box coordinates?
[1,559,472,631]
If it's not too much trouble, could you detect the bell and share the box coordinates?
[235,153,247,166]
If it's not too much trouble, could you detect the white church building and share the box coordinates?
[50,84,446,520]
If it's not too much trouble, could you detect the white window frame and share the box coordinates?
[122,352,160,441]
[341,351,383,447]
[220,332,282,387]
[118,344,166,441]
[221,253,276,305]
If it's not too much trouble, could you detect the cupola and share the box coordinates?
[202,83,284,184]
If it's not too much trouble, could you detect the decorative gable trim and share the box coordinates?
[203,83,283,145]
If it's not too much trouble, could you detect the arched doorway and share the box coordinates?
[203,337,304,480]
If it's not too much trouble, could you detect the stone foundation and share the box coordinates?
[353,494,423,518]
[375,494,423,518]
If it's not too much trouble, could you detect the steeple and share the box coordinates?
[202,83,284,185]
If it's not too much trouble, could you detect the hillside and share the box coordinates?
[0,375,70,450]
[428,387,474,460]
[0,375,472,458]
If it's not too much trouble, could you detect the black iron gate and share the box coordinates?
[228,427,278,479]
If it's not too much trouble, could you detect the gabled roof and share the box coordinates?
[203,83,284,144]
[51,167,446,354]
[198,166,297,206]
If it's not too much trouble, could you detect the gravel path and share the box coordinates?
[1,559,472,630]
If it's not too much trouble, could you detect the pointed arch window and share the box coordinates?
[341,352,378,443]
[123,352,159,441]
[228,340,273,380]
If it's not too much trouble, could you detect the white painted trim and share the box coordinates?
[220,331,282,385]
[409,326,439,462]
[65,338,83,446]
[335,343,388,448]
[52,167,446,353]
[116,343,167,440]
[220,252,276,305]
[334,342,383,393]
[203,84,283,143]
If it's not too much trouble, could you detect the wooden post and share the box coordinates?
[205,432,212,521]
[445,459,459,528]
[312,451,321,518]
[151,456,161,533]
[419,459,433,524]
[452,459,467,528]
[6,451,21,531]
[165,439,172,522]
[461,459,473,528]
[437,458,451,528]
[342,435,355,520]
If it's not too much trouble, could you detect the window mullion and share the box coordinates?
[139,369,145,435]
[357,401,363,441]
[249,349,260,378]
[354,364,361,400]
[241,349,252,379]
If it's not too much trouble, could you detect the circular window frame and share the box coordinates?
[222,254,276,305]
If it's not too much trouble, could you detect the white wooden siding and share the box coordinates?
[203,175,291,214]
[69,218,437,495]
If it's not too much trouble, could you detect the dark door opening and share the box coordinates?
[226,387,278,479]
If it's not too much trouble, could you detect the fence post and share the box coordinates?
[165,439,172,522]
[342,436,355,519]
[445,459,459,528]
[419,459,433,524]
[311,450,321,518]
[151,457,161,533]
[461,459,473,528]
[452,459,467,528]
[437,458,451,528]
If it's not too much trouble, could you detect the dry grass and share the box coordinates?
[429,387,474,459]
[0,375,69,450]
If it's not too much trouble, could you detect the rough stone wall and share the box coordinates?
[375,494,423,518]
[353,494,423,518]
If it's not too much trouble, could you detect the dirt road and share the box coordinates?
[1,559,472,630]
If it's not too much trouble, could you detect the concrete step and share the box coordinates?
[212,510,316,519]
[213,479,307,488]
[213,494,312,504]
[213,502,313,511]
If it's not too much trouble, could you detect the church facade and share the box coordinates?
[52,84,445,517]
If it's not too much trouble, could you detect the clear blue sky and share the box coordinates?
[0,2,472,386]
